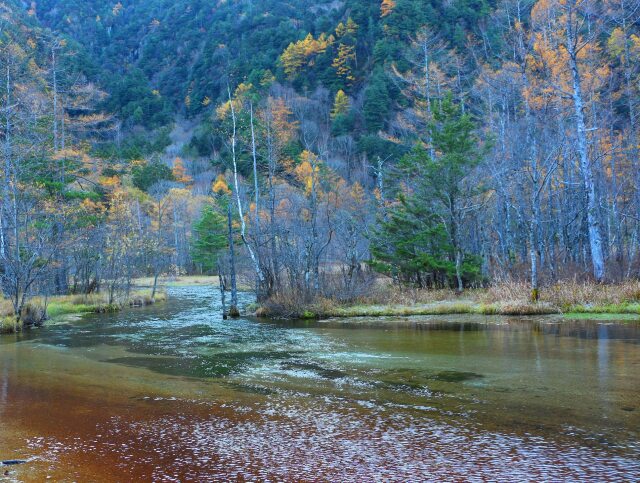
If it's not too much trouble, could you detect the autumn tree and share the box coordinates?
[381,0,396,18]
[331,90,350,119]
[530,0,607,281]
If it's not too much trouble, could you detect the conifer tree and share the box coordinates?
[331,90,350,119]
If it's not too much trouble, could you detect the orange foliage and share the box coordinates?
[212,174,231,195]
[381,0,396,17]
[172,157,193,184]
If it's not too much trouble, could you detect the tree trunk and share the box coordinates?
[565,9,605,282]
[151,271,159,299]
[218,262,227,319]
[455,249,464,294]
[227,201,239,318]
[228,86,265,288]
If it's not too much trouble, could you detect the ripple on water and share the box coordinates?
[6,286,640,481]
[25,396,640,482]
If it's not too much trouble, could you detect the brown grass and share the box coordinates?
[256,280,640,319]
[0,289,168,334]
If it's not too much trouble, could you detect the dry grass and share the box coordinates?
[484,280,640,313]
[0,316,19,334]
[0,289,168,334]
[133,275,224,287]
[256,280,640,319]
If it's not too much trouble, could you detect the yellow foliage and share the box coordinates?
[345,18,359,36]
[381,0,396,17]
[295,151,323,196]
[350,182,365,205]
[280,33,334,78]
[260,70,276,86]
[130,158,147,168]
[332,44,356,84]
[100,175,121,190]
[216,85,249,118]
[212,174,231,195]
[331,90,350,119]
[266,97,298,146]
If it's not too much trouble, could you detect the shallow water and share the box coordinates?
[1,286,639,481]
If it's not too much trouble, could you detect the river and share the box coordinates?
[1,286,639,481]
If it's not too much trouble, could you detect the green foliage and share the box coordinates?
[186,120,217,157]
[331,112,355,137]
[371,93,484,288]
[131,161,174,192]
[371,195,457,287]
[105,69,172,128]
[363,68,391,132]
[191,205,228,273]
[357,135,406,161]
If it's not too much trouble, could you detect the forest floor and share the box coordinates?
[0,289,167,334]
[257,280,640,320]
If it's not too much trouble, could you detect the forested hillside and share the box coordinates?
[1,0,639,320]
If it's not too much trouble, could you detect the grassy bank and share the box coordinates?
[0,290,167,335]
[133,275,252,291]
[256,280,640,320]
[133,275,220,287]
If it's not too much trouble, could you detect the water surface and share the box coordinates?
[1,286,639,481]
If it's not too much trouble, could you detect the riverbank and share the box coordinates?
[133,275,252,291]
[0,290,166,334]
[255,280,640,320]
[133,275,220,287]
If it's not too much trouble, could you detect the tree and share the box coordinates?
[530,0,607,281]
[172,157,192,184]
[132,160,174,192]
[331,90,350,119]
[363,68,391,132]
[381,0,397,18]
[280,33,334,79]
[374,94,484,291]
[371,193,460,288]
[191,204,227,273]
[428,95,485,291]
[332,44,356,86]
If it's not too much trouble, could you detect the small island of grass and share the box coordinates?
[0,289,166,335]
[255,280,640,321]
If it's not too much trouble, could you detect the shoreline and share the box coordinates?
[0,290,167,335]
[256,302,640,321]
[254,281,640,321]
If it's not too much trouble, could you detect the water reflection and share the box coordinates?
[0,286,639,481]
